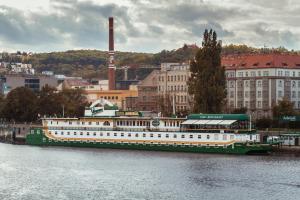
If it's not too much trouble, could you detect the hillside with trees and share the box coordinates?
[1,44,298,80]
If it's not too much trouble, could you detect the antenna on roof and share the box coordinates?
[263,44,268,54]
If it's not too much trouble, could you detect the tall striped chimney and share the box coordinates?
[108,17,115,90]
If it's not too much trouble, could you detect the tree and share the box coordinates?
[2,87,38,122]
[231,107,247,114]
[37,85,62,117]
[272,97,296,118]
[158,94,173,117]
[58,89,88,117]
[188,29,226,113]
[0,94,5,119]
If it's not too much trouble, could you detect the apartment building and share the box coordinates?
[157,63,191,112]
[136,70,159,112]
[223,53,300,118]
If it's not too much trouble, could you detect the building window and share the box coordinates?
[292,81,296,88]
[257,91,262,98]
[278,91,283,98]
[285,71,290,77]
[257,101,262,108]
[258,71,261,76]
[245,101,249,108]
[25,78,40,92]
[181,135,185,138]
[279,80,283,87]
[263,71,269,76]
[189,135,193,139]
[222,134,227,140]
[207,135,210,139]
[245,80,250,88]
[198,135,201,139]
[257,80,262,87]
[292,91,296,98]
[103,121,110,126]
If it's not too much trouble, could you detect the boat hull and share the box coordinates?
[26,128,271,155]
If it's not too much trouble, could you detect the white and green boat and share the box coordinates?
[26,99,271,154]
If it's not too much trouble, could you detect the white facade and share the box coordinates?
[226,67,300,117]
[157,63,191,111]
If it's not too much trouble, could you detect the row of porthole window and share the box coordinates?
[51,131,216,139]
[50,121,111,126]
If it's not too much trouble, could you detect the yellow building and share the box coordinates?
[84,85,138,109]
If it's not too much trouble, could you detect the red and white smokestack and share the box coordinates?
[108,17,116,90]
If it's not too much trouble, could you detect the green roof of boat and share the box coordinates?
[187,114,249,120]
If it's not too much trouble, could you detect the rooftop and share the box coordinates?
[222,53,300,70]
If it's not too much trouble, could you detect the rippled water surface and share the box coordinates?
[0,143,300,200]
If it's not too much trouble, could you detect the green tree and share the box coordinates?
[2,87,38,122]
[158,94,173,117]
[0,94,5,119]
[59,89,88,117]
[188,29,226,113]
[272,97,296,118]
[231,107,248,114]
[37,85,62,117]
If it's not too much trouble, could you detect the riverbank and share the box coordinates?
[272,145,300,156]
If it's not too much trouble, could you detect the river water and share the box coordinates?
[0,143,299,200]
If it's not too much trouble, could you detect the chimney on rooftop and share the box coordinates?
[108,17,115,90]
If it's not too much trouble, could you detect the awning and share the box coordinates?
[181,120,198,125]
[182,119,237,125]
[218,120,237,125]
[193,120,210,125]
[205,120,223,125]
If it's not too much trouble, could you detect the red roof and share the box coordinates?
[222,53,300,70]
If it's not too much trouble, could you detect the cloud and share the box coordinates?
[0,1,138,52]
[0,0,299,52]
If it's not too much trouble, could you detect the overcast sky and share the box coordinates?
[0,0,299,53]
